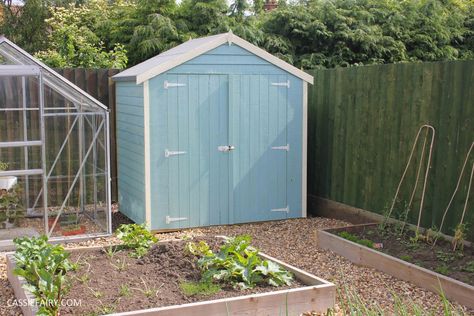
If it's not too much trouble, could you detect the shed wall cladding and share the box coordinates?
[115,81,145,224]
[114,33,311,230]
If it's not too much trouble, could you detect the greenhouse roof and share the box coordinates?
[0,36,108,111]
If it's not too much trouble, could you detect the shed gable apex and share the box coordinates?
[113,32,314,85]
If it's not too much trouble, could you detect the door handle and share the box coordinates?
[218,145,235,152]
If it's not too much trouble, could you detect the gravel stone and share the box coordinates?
[1,217,472,315]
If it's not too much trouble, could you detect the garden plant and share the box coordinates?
[13,235,77,316]
[186,235,293,289]
[116,223,158,258]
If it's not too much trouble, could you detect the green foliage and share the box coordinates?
[452,223,467,251]
[331,284,468,316]
[399,254,413,262]
[186,235,293,290]
[179,280,221,296]
[435,264,450,275]
[0,161,8,171]
[0,185,24,227]
[119,284,131,297]
[435,250,463,264]
[13,235,76,316]
[462,261,474,273]
[3,0,474,68]
[116,223,157,258]
[338,231,374,249]
[34,1,128,68]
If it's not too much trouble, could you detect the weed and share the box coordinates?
[75,274,90,284]
[462,261,474,273]
[436,250,463,264]
[338,231,374,249]
[328,283,468,315]
[88,287,103,299]
[179,281,221,296]
[100,305,115,314]
[110,257,127,271]
[116,224,158,258]
[452,224,467,252]
[104,245,120,259]
[131,277,162,298]
[119,284,131,297]
[400,254,413,262]
[404,239,421,251]
[435,265,450,275]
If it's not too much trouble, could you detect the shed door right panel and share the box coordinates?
[229,74,289,223]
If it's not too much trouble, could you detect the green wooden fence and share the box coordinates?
[307,60,474,240]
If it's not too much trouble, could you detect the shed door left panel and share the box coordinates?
[151,74,230,229]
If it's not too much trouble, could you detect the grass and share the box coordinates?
[337,231,374,248]
[119,284,131,297]
[328,284,468,316]
[435,264,450,275]
[179,280,221,296]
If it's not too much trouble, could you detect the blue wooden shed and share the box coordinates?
[112,32,313,230]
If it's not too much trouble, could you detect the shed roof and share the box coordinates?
[0,36,108,111]
[113,32,314,84]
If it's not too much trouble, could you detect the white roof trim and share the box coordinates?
[0,36,108,111]
[119,32,313,85]
[230,35,313,84]
[136,34,229,84]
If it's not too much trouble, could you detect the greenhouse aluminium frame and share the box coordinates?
[0,37,112,248]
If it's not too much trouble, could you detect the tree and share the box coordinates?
[34,2,128,68]
[1,0,52,53]
[4,0,474,69]
[230,0,248,20]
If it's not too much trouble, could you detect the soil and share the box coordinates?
[348,224,474,286]
[62,238,303,315]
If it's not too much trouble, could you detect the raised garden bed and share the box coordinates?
[318,223,474,309]
[7,238,335,315]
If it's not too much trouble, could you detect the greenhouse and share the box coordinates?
[0,37,111,248]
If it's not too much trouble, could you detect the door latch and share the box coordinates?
[218,145,235,152]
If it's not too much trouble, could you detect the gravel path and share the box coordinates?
[1,217,472,315]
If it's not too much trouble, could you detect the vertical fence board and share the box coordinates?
[307,61,474,240]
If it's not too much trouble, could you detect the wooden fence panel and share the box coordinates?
[307,60,474,240]
[54,68,119,202]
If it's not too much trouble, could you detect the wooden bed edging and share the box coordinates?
[6,246,336,316]
[317,224,474,309]
[6,255,38,316]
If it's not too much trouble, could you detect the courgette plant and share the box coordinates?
[13,236,76,316]
[116,223,158,258]
[186,235,293,290]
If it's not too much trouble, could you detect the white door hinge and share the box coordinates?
[166,216,188,224]
[164,149,187,158]
[271,144,290,151]
[164,81,186,89]
[271,206,289,213]
[271,80,290,88]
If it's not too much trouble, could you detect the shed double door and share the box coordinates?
[164,74,289,228]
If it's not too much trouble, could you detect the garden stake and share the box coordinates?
[386,125,435,235]
[434,141,474,248]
